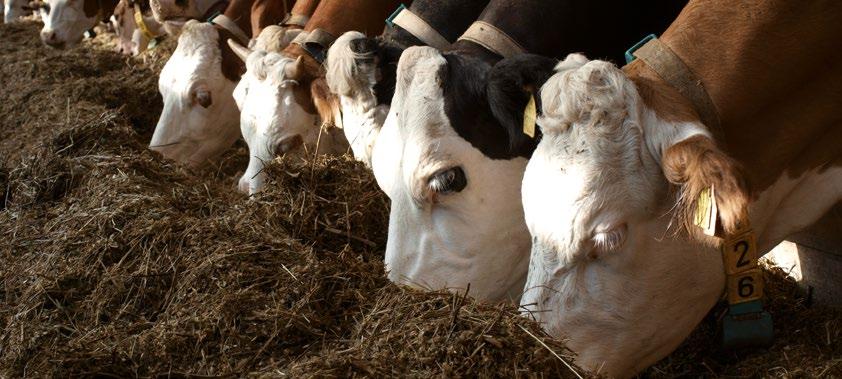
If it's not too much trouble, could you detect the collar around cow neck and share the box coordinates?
[280,12,309,28]
[626,35,721,138]
[209,13,250,45]
[457,21,526,59]
[133,4,161,40]
[385,4,450,51]
[291,28,336,63]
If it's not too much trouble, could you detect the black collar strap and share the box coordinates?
[293,28,335,63]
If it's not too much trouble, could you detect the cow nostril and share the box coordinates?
[275,135,303,155]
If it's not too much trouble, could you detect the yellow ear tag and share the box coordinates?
[523,94,536,138]
[694,186,719,236]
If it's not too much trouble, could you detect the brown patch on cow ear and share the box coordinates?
[310,77,341,128]
[663,134,751,239]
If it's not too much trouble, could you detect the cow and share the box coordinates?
[519,0,842,376]
[111,0,164,55]
[370,0,685,304]
[37,0,117,48]
[227,0,401,194]
[148,0,225,34]
[324,0,490,166]
[148,0,290,167]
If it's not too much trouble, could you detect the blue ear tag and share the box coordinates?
[624,34,657,65]
[385,3,407,27]
[722,299,774,349]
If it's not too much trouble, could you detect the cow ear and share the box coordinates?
[662,134,750,236]
[486,54,559,154]
[284,56,305,81]
[310,77,342,128]
[325,31,379,97]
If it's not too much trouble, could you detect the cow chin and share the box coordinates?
[520,222,724,377]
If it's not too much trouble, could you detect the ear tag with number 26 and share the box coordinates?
[523,94,536,138]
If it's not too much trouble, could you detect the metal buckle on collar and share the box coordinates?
[385,3,407,28]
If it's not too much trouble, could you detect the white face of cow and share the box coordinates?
[150,20,239,168]
[520,55,726,376]
[110,0,137,55]
[326,31,389,166]
[39,0,98,48]
[371,46,531,303]
[232,51,320,194]
[4,0,29,23]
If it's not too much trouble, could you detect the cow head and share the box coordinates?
[4,0,29,23]
[110,0,135,54]
[371,46,557,303]
[520,54,750,376]
[229,37,347,195]
[325,31,394,166]
[39,0,105,48]
[150,20,240,167]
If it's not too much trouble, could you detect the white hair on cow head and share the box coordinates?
[325,31,376,97]
[538,53,641,135]
[251,25,302,52]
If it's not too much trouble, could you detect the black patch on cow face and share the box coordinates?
[438,53,556,160]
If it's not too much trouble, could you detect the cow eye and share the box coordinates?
[429,167,467,194]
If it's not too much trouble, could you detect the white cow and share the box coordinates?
[521,47,841,376]
[229,36,348,194]
[370,46,534,303]
[150,20,240,167]
[39,0,113,48]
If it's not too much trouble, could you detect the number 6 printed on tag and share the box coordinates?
[727,268,764,304]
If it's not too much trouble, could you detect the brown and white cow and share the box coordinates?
[370,0,685,303]
[229,0,401,194]
[520,0,842,376]
[149,0,291,167]
[111,0,164,55]
[38,0,117,48]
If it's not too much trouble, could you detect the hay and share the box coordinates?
[0,20,839,378]
[0,21,582,378]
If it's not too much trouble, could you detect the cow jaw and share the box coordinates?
[520,55,725,376]
[372,47,531,303]
[150,21,240,168]
[40,0,98,48]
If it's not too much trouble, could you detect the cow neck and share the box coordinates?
[303,0,400,38]
[373,0,489,107]
[250,0,289,36]
[285,0,320,26]
[462,0,684,63]
[645,0,842,192]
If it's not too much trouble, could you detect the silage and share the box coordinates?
[0,20,839,378]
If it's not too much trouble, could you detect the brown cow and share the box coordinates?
[521,0,841,376]
[228,0,402,194]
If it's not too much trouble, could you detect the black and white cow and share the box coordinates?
[325,0,490,165]
[371,0,686,303]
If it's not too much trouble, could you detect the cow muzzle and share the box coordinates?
[40,30,66,49]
